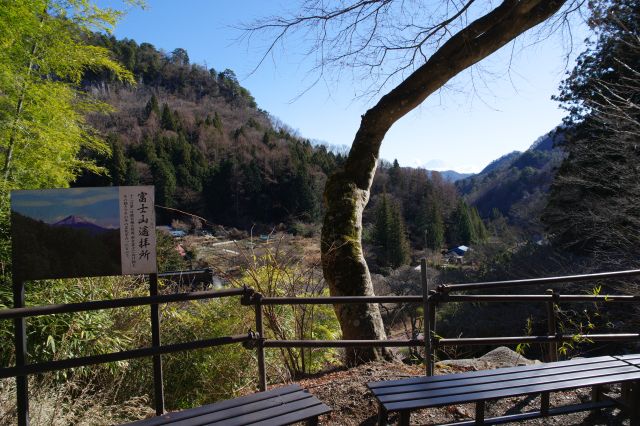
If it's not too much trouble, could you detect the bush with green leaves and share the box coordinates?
[229,236,341,378]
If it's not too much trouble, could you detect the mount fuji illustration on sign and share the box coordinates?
[52,215,113,235]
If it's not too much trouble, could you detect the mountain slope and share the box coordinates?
[76,35,345,228]
[456,128,565,233]
[427,170,473,183]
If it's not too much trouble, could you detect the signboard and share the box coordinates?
[11,186,156,281]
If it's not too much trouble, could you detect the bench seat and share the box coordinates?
[127,384,331,426]
[368,355,640,425]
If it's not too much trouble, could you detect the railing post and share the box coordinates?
[546,289,558,362]
[254,293,267,391]
[421,259,430,376]
[149,273,165,415]
[427,289,438,376]
[13,278,28,426]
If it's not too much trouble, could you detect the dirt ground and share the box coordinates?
[290,351,631,425]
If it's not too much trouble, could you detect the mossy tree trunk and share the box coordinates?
[320,0,567,365]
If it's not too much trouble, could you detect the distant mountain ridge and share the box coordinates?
[427,170,473,183]
[456,128,565,233]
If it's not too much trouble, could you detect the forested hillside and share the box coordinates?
[456,129,565,235]
[76,34,486,255]
[75,35,345,228]
[543,0,640,267]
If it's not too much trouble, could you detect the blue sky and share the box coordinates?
[105,1,590,173]
[11,188,120,228]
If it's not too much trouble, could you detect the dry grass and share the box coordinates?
[0,376,153,426]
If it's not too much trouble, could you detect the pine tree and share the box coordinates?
[470,206,488,243]
[373,193,391,251]
[108,135,127,186]
[124,158,140,185]
[450,200,474,245]
[388,159,401,188]
[213,111,223,132]
[373,194,410,267]
[387,203,411,267]
[151,158,176,208]
[423,204,445,250]
[160,103,176,131]
[144,94,160,119]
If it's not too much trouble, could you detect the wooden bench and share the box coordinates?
[368,354,640,425]
[126,384,331,426]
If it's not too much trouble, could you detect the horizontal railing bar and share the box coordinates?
[437,334,640,346]
[260,296,423,305]
[255,294,640,305]
[440,269,640,292]
[263,339,423,348]
[441,294,640,303]
[0,334,252,379]
[0,287,249,320]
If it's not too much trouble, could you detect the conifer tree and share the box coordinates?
[108,135,127,186]
[423,204,445,250]
[450,200,474,245]
[373,193,391,251]
[470,206,488,243]
[124,158,140,185]
[160,103,176,131]
[387,203,411,267]
[388,159,401,189]
[144,94,160,119]
[373,194,410,267]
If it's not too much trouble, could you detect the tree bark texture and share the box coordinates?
[321,0,567,365]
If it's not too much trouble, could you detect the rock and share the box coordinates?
[436,346,540,371]
[479,346,540,367]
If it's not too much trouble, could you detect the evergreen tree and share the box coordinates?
[372,194,410,267]
[388,159,401,188]
[387,203,411,267]
[373,193,391,251]
[544,0,640,263]
[160,103,176,131]
[469,206,488,243]
[450,200,474,245]
[124,158,140,185]
[151,158,176,208]
[108,135,127,186]
[213,111,223,131]
[423,204,445,250]
[144,94,160,119]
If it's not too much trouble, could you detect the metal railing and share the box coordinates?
[2,263,640,425]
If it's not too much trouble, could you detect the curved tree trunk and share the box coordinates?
[320,0,567,365]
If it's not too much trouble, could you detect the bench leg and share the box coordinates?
[475,401,485,425]
[541,392,550,416]
[592,385,602,403]
[623,381,640,426]
[306,416,319,426]
[378,404,388,426]
[399,410,410,426]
